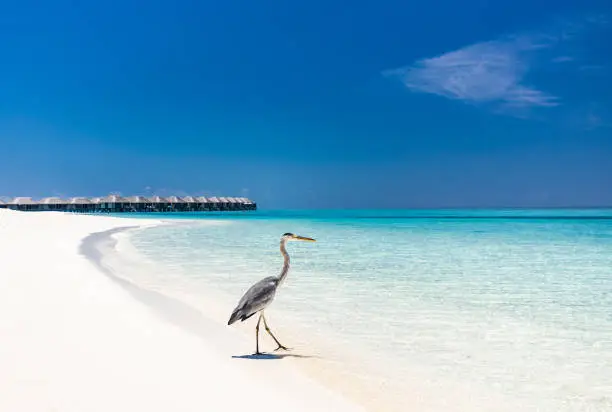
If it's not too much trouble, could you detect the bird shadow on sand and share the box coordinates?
[232,352,317,360]
[82,229,322,364]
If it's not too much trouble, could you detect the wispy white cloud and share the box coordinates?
[383,34,560,112]
[385,15,611,126]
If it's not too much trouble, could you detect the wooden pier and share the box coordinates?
[0,195,257,213]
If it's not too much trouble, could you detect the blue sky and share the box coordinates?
[0,0,610,208]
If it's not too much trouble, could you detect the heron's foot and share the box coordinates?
[253,351,265,356]
[274,344,291,351]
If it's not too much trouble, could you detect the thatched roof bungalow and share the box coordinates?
[166,196,185,204]
[100,195,128,203]
[149,196,168,203]
[11,197,36,205]
[126,196,149,203]
[123,196,151,211]
[97,195,129,211]
[40,197,63,205]
[7,197,37,210]
[39,197,64,210]
[1,194,255,212]
[70,197,91,205]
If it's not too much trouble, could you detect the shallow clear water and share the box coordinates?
[124,210,612,411]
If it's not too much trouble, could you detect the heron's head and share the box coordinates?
[281,232,316,242]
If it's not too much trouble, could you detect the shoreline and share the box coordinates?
[0,210,363,412]
[87,218,500,412]
[2,209,610,411]
[82,221,391,411]
[99,216,557,412]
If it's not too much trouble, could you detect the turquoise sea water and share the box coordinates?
[121,209,612,411]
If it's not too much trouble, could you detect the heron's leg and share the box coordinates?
[261,312,289,351]
[254,314,263,355]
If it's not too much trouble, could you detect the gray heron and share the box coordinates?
[227,232,316,355]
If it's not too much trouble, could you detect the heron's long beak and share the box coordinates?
[294,235,316,242]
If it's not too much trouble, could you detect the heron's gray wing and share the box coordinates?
[227,276,279,325]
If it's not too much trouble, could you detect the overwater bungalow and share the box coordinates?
[68,197,92,212]
[122,196,146,212]
[165,196,186,211]
[0,194,256,213]
[98,195,129,212]
[194,197,209,211]
[207,197,220,211]
[40,197,65,211]
[181,196,197,211]
[218,197,229,210]
[9,197,37,211]
[149,196,169,212]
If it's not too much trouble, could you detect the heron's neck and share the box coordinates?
[277,240,290,286]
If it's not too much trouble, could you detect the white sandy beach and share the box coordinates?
[0,209,363,412]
